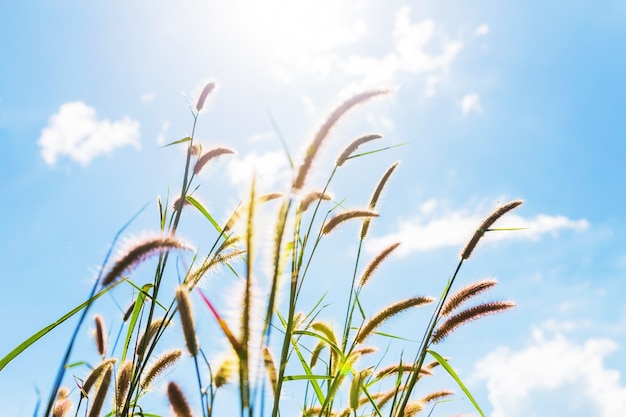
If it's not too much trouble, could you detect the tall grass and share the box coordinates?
[1,82,522,417]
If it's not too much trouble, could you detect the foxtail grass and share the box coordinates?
[2,84,524,417]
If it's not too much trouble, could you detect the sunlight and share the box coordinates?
[224,1,365,72]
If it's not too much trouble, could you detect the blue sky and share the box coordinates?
[2,1,626,416]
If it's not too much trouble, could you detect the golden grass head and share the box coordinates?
[358,242,401,287]
[87,365,112,417]
[116,360,133,411]
[440,278,498,316]
[361,161,399,239]
[214,356,237,388]
[461,200,523,260]
[292,89,389,192]
[195,81,216,113]
[167,381,195,417]
[93,314,106,357]
[176,286,199,356]
[52,388,72,417]
[356,296,434,344]
[193,146,235,175]
[432,301,516,344]
[322,209,378,235]
[141,349,183,389]
[81,358,117,398]
[336,133,382,166]
[101,235,194,287]
[298,190,332,214]
[136,317,167,358]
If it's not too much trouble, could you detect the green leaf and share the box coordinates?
[120,283,152,363]
[161,136,192,148]
[344,142,409,161]
[0,281,121,372]
[283,374,332,381]
[427,349,485,417]
[186,195,222,233]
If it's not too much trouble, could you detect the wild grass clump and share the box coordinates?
[1,81,523,417]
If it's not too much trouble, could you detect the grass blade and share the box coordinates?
[427,349,485,417]
[0,281,121,371]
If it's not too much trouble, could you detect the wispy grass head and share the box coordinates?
[292,89,389,192]
[193,146,235,175]
[336,133,382,166]
[101,235,194,287]
[195,81,216,113]
[356,296,434,344]
[93,315,106,357]
[322,209,378,235]
[167,381,195,417]
[432,301,516,344]
[361,162,399,239]
[461,200,523,260]
[440,279,498,316]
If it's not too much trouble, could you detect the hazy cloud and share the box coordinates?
[227,150,290,191]
[474,325,626,417]
[156,120,171,145]
[475,23,490,36]
[461,93,483,115]
[38,101,140,166]
[366,199,589,257]
[140,93,155,103]
[339,7,463,90]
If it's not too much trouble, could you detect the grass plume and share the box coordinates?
[101,235,193,287]
[461,200,523,260]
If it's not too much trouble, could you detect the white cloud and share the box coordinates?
[38,102,140,166]
[474,325,626,417]
[226,150,290,192]
[461,93,483,115]
[366,199,589,257]
[140,93,155,103]
[156,120,170,145]
[475,24,490,36]
[339,7,463,90]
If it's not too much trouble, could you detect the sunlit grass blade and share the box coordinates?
[427,349,485,417]
[197,288,243,357]
[0,280,122,372]
[120,283,152,364]
[162,136,192,148]
[342,142,409,162]
[185,195,223,233]
[283,375,333,382]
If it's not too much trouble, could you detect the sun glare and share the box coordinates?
[225,1,365,65]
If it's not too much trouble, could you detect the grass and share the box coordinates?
[1,82,522,417]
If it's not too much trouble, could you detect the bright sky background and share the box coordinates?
[2,1,626,416]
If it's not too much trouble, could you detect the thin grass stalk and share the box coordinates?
[239,175,256,417]
[122,115,200,417]
[43,206,146,417]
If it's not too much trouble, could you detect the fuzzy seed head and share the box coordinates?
[361,162,399,239]
[176,286,198,356]
[195,81,216,112]
[167,382,195,417]
[432,301,516,344]
[116,361,133,411]
[93,315,106,357]
[87,365,112,417]
[193,146,235,175]
[461,200,523,260]
[101,235,194,287]
[359,242,401,287]
[441,279,498,316]
[141,349,183,389]
[292,89,389,192]
[356,297,434,344]
[298,191,332,214]
[336,133,382,166]
[322,210,378,235]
